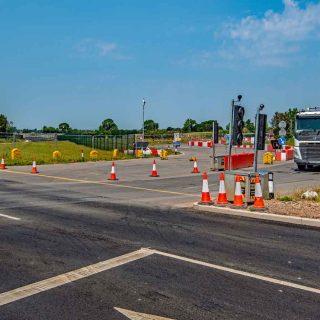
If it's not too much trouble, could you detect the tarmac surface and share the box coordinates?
[0,145,319,319]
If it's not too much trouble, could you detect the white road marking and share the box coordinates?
[0,213,21,221]
[0,248,152,307]
[115,307,175,319]
[150,249,320,295]
[0,247,319,308]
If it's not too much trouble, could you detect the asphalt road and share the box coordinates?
[0,147,320,319]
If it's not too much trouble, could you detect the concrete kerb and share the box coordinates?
[193,203,320,228]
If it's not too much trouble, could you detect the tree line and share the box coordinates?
[0,108,300,138]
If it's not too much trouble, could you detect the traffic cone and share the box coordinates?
[231,175,245,208]
[31,160,38,174]
[198,172,213,205]
[150,160,159,177]
[252,174,266,211]
[216,172,228,206]
[191,158,200,173]
[1,154,6,170]
[108,161,118,180]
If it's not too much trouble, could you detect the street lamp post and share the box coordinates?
[142,99,146,142]
[141,99,146,156]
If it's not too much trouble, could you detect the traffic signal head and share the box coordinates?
[232,105,245,146]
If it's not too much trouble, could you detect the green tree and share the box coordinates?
[99,118,118,135]
[58,122,71,133]
[42,126,58,133]
[270,108,298,138]
[0,114,8,132]
[182,118,197,132]
[144,119,159,132]
[244,119,255,133]
[197,120,215,132]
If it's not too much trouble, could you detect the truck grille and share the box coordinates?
[300,143,320,162]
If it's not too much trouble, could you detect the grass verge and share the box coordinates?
[0,141,135,166]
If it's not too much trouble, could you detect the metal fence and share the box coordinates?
[0,132,23,140]
[58,134,136,151]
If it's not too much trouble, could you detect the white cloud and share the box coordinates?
[220,0,320,66]
[75,38,131,60]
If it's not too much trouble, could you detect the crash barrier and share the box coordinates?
[224,153,254,170]
[235,144,254,149]
[124,149,165,157]
[188,140,213,148]
[275,148,294,161]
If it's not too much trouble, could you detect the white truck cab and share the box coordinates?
[294,107,320,170]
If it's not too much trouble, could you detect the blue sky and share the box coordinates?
[1,0,320,130]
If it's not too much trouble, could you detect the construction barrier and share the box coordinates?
[224,153,254,170]
[188,140,213,148]
[235,144,254,149]
[275,148,294,161]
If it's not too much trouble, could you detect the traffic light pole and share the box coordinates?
[212,121,216,171]
[253,104,264,172]
[228,99,234,171]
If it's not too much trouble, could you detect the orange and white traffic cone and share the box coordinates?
[150,160,159,177]
[232,175,245,208]
[1,154,6,170]
[108,161,118,180]
[198,171,213,205]
[191,158,200,173]
[216,172,228,206]
[252,174,266,211]
[31,160,38,174]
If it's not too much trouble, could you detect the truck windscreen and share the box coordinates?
[296,117,320,131]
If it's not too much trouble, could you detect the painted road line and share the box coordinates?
[0,248,152,307]
[150,249,320,295]
[0,213,21,221]
[115,307,175,320]
[1,247,319,308]
[0,170,198,197]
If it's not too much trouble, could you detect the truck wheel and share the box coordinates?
[297,164,306,171]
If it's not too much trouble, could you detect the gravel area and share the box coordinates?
[266,200,320,219]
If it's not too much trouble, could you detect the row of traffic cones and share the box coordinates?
[1,154,39,173]
[107,159,160,181]
[199,172,266,210]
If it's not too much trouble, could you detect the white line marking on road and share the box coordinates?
[150,249,320,295]
[0,248,152,307]
[115,307,175,319]
[0,213,21,221]
[1,247,319,309]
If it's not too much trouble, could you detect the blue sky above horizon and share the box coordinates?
[1,0,320,130]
